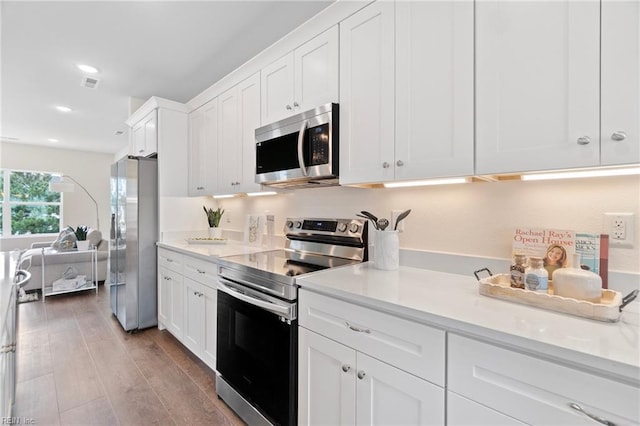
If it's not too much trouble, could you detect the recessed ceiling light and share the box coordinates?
[55,105,72,113]
[77,64,99,74]
[47,138,59,143]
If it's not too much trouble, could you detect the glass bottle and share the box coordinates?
[510,254,527,289]
[524,256,548,292]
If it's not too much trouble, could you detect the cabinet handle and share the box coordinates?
[382,162,390,169]
[196,269,206,274]
[357,370,366,380]
[166,258,173,262]
[293,101,299,107]
[341,364,351,373]
[235,181,240,185]
[396,160,404,167]
[611,131,627,142]
[568,403,616,426]
[138,149,144,153]
[196,186,204,190]
[577,136,591,145]
[286,104,292,110]
[163,276,171,281]
[345,321,371,334]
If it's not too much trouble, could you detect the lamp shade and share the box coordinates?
[49,176,75,192]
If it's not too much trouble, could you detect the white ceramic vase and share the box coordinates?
[553,253,602,302]
[76,240,91,251]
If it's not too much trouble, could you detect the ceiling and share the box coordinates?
[1,0,333,155]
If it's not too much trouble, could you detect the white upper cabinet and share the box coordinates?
[131,110,157,158]
[475,1,600,175]
[340,0,472,185]
[261,26,339,124]
[601,0,640,166]
[339,1,395,185]
[188,98,218,196]
[217,72,262,195]
[395,0,474,180]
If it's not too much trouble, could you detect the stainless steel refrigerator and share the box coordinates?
[109,156,158,331]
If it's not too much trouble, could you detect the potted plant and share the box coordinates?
[73,225,91,250]
[203,206,224,238]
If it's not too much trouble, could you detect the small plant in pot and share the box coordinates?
[73,225,91,250]
[203,206,224,239]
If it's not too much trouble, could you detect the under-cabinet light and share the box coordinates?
[384,177,469,188]
[213,194,236,199]
[246,191,278,197]
[521,167,640,181]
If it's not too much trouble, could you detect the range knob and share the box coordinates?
[294,221,302,229]
[337,222,347,233]
[285,220,294,229]
[349,223,360,233]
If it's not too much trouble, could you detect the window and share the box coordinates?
[0,169,62,236]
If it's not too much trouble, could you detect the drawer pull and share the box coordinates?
[163,276,172,281]
[345,321,371,334]
[569,403,616,426]
[357,370,366,380]
[341,364,351,373]
[196,269,206,274]
[166,258,174,263]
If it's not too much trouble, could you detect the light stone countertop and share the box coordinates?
[156,239,268,262]
[296,262,640,385]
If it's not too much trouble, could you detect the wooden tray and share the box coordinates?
[478,273,625,322]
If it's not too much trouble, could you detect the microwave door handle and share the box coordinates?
[297,119,309,176]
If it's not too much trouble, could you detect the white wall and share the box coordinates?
[215,175,640,274]
[0,142,113,251]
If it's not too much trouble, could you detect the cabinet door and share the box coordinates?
[356,352,444,425]
[294,26,339,113]
[298,327,356,426]
[447,391,526,426]
[168,270,184,339]
[601,0,640,165]
[261,53,295,124]
[132,121,146,156]
[183,278,205,353]
[132,110,157,157]
[476,1,600,174]
[339,1,395,185]
[188,98,218,196]
[395,1,473,180]
[218,86,241,193]
[202,284,217,370]
[238,72,262,193]
[157,267,172,329]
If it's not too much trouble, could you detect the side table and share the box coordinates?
[41,247,98,301]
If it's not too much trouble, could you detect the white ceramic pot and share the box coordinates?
[553,253,602,302]
[76,240,91,251]
[373,230,399,271]
[209,227,222,239]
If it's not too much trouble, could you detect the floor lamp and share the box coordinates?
[49,175,100,231]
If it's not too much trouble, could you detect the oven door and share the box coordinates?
[217,278,297,426]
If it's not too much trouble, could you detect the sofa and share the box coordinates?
[18,229,108,292]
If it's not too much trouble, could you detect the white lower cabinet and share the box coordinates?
[448,334,640,425]
[157,248,218,371]
[298,289,445,425]
[447,391,525,426]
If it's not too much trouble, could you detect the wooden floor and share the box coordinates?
[14,286,244,426]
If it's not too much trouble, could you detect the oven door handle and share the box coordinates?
[218,280,291,317]
[297,119,309,176]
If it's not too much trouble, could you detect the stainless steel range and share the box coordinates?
[215,217,368,426]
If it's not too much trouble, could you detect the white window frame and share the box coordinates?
[0,168,63,237]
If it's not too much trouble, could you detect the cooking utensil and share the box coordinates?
[377,218,389,231]
[394,209,411,230]
[360,211,380,230]
[356,213,378,230]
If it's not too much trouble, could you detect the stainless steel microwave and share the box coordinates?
[255,103,339,188]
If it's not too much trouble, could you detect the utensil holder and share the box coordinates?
[374,230,399,270]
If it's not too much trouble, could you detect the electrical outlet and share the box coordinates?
[391,210,405,232]
[604,212,635,248]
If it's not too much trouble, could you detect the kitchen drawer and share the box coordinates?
[448,334,640,425]
[183,255,217,288]
[158,248,183,274]
[299,289,445,386]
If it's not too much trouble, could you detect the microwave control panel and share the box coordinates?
[309,124,329,166]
